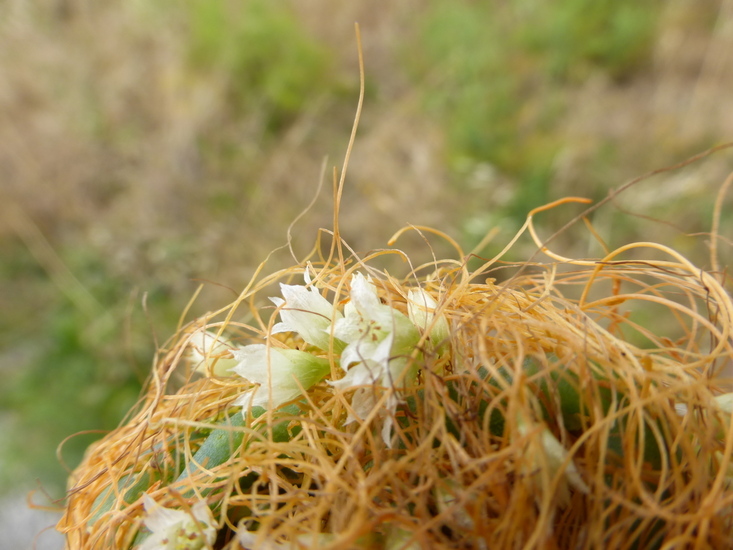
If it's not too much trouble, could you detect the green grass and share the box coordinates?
[406,0,664,247]
[0,247,165,494]
[186,0,335,135]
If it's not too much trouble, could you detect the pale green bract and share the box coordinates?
[231,345,330,410]
[138,494,216,550]
[407,288,450,353]
[515,409,589,505]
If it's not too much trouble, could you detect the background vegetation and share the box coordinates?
[0,0,731,501]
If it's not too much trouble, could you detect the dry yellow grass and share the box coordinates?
[57,168,733,548]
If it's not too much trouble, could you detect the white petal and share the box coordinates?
[330,362,379,390]
[335,305,397,374]
[381,415,394,447]
[191,501,218,544]
[715,392,733,414]
[188,330,238,377]
[141,493,186,533]
[372,331,396,370]
[407,288,436,327]
[332,312,364,345]
[139,494,216,550]
[344,387,376,423]
[239,530,258,549]
[269,281,340,350]
[137,531,171,550]
[270,321,291,336]
[349,273,383,318]
[345,275,393,328]
[231,345,274,386]
[279,282,333,319]
[238,384,298,411]
[340,339,380,372]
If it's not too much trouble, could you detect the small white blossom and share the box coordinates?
[270,270,342,351]
[188,330,238,377]
[138,494,216,550]
[407,288,450,353]
[330,273,421,445]
[333,273,420,376]
[231,345,330,410]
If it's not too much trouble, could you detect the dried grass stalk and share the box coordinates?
[56,187,733,548]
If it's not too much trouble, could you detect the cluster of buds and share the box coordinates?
[190,270,450,447]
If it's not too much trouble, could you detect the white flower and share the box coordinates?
[330,273,421,445]
[270,270,342,351]
[138,494,216,550]
[407,288,450,353]
[188,330,238,377]
[333,273,420,376]
[231,345,331,410]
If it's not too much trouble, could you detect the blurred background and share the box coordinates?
[1,0,732,547]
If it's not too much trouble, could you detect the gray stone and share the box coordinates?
[0,492,64,550]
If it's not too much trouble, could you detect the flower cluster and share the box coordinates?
[192,270,450,447]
